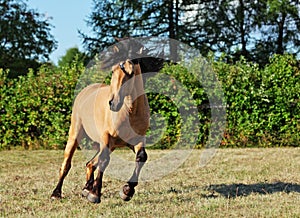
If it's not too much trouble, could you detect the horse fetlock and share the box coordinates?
[136,149,147,163]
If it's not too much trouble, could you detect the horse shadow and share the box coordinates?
[203,182,300,198]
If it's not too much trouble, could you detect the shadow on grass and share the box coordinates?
[204,182,300,198]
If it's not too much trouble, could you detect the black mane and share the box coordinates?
[100,38,167,73]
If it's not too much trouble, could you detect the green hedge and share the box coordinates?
[216,54,300,147]
[0,63,82,149]
[0,54,299,150]
[146,63,210,149]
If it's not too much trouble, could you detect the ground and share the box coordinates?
[0,148,300,217]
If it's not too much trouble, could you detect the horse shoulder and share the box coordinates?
[72,84,111,142]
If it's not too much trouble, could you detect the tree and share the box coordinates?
[252,0,300,65]
[188,0,300,64]
[0,0,57,77]
[187,0,263,59]
[82,0,300,65]
[81,0,194,59]
[80,0,138,55]
[58,47,88,67]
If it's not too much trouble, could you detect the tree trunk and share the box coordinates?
[238,0,248,57]
[276,12,286,55]
[168,0,178,61]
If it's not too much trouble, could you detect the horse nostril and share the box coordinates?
[109,95,114,107]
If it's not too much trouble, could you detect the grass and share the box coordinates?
[1,148,300,217]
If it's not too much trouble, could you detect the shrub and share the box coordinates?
[216,54,300,147]
[146,63,210,149]
[0,54,299,150]
[0,63,83,149]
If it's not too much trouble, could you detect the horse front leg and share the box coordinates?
[120,142,147,201]
[86,146,110,203]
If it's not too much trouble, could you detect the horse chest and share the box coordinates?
[109,110,149,140]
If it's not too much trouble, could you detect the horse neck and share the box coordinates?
[130,64,147,115]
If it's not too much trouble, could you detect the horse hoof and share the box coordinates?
[82,189,90,197]
[51,195,61,200]
[51,190,61,200]
[119,184,135,201]
[87,192,101,204]
[119,190,132,201]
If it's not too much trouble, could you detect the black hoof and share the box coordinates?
[51,189,62,200]
[119,190,132,201]
[87,192,101,204]
[120,184,135,201]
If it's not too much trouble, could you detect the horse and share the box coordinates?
[51,39,168,203]
[51,40,165,203]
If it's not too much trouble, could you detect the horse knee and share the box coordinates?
[136,148,147,163]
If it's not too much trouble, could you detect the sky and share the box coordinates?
[27,0,93,64]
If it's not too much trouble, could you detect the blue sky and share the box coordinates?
[27,0,93,64]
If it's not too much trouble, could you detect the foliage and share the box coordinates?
[81,0,198,57]
[0,63,83,150]
[0,54,299,150]
[0,0,57,77]
[146,63,209,149]
[57,47,88,68]
[82,0,300,65]
[216,54,300,147]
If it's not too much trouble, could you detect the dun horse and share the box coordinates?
[51,55,153,203]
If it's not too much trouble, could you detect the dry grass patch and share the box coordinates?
[0,148,300,217]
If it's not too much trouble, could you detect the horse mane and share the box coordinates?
[100,38,167,74]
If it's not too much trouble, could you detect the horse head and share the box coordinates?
[109,59,135,112]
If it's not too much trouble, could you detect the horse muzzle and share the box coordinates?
[109,96,124,112]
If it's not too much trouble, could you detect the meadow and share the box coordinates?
[1,148,300,217]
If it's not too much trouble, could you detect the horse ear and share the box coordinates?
[113,46,119,53]
[137,47,143,55]
[124,60,134,75]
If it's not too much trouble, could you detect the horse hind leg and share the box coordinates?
[86,145,111,203]
[82,142,100,197]
[51,117,83,199]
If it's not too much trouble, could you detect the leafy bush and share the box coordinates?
[0,63,83,149]
[0,54,299,150]
[216,54,300,147]
[146,63,210,149]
